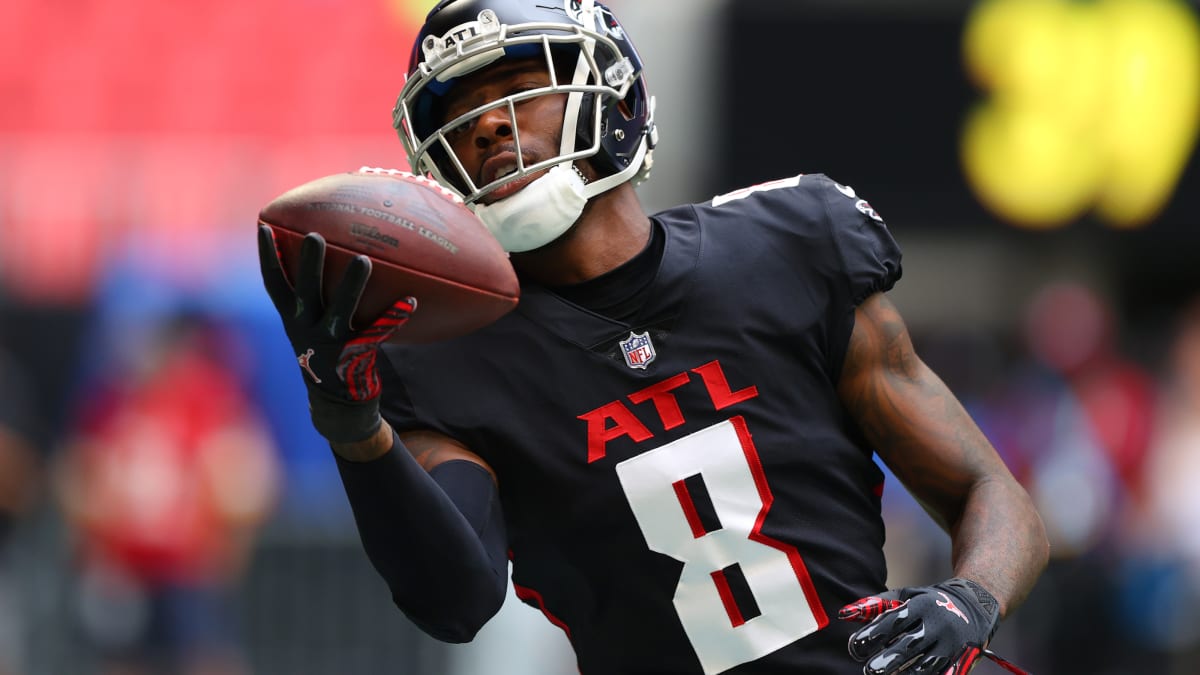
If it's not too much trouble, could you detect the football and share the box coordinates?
[258,168,520,344]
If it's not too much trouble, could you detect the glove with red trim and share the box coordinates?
[258,225,416,443]
[839,578,1024,675]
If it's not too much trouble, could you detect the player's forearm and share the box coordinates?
[873,393,1051,619]
[334,428,508,641]
[838,294,1049,617]
[947,476,1048,618]
[870,387,1049,618]
[873,377,1048,618]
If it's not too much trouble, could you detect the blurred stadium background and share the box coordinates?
[1,0,1199,673]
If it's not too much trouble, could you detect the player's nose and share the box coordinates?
[473,106,514,149]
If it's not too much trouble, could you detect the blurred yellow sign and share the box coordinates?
[388,0,438,26]
[962,0,1200,229]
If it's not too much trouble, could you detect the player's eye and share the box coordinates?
[508,81,546,100]
[444,118,473,142]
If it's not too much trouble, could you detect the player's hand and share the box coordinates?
[258,225,416,442]
[839,578,1006,675]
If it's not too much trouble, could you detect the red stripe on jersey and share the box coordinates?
[512,582,573,640]
[730,415,830,630]
[672,478,707,539]
[710,568,747,628]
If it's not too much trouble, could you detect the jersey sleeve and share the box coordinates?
[708,173,903,381]
[706,173,902,305]
[813,174,902,306]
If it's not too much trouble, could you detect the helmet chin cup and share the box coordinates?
[472,163,587,253]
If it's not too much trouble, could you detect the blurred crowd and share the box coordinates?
[1,297,281,675]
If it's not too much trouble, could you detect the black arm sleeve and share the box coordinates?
[334,429,508,642]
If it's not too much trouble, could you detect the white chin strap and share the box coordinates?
[472,164,587,253]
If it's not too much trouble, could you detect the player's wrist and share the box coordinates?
[942,577,1000,638]
[330,420,395,463]
[307,386,384,445]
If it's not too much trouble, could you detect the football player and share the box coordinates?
[257,1,1049,673]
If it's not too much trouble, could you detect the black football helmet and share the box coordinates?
[392,0,657,205]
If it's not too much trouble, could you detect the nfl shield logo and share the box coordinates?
[619,331,656,370]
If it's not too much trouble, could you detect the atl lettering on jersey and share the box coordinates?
[578,360,759,463]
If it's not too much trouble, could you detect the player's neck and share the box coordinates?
[510,183,651,286]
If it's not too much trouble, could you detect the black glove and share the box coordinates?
[839,578,1006,675]
[258,225,416,443]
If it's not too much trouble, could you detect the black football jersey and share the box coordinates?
[379,174,903,674]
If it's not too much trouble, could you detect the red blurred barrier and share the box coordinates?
[0,0,425,302]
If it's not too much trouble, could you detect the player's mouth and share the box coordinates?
[478,152,545,203]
